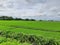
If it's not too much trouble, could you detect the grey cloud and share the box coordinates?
[0,0,60,20]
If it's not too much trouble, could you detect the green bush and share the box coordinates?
[0,31,59,45]
[45,39,59,45]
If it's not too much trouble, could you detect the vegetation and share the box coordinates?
[0,16,36,21]
[0,16,60,45]
[0,31,59,45]
[0,16,14,20]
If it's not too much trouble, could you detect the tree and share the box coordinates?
[0,16,13,20]
[14,18,23,20]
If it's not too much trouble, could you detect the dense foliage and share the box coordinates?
[0,31,59,45]
[0,16,36,21]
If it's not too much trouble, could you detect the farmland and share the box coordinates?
[0,20,60,45]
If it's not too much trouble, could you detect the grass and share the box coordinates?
[0,20,60,42]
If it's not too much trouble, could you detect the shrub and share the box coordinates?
[45,39,59,45]
[0,31,59,45]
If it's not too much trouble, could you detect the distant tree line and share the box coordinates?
[0,16,36,21]
[0,16,56,21]
[0,16,14,20]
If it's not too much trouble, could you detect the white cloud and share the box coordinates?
[0,0,60,20]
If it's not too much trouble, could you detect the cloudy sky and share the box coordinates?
[0,0,60,20]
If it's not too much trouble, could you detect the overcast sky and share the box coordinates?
[0,0,60,20]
